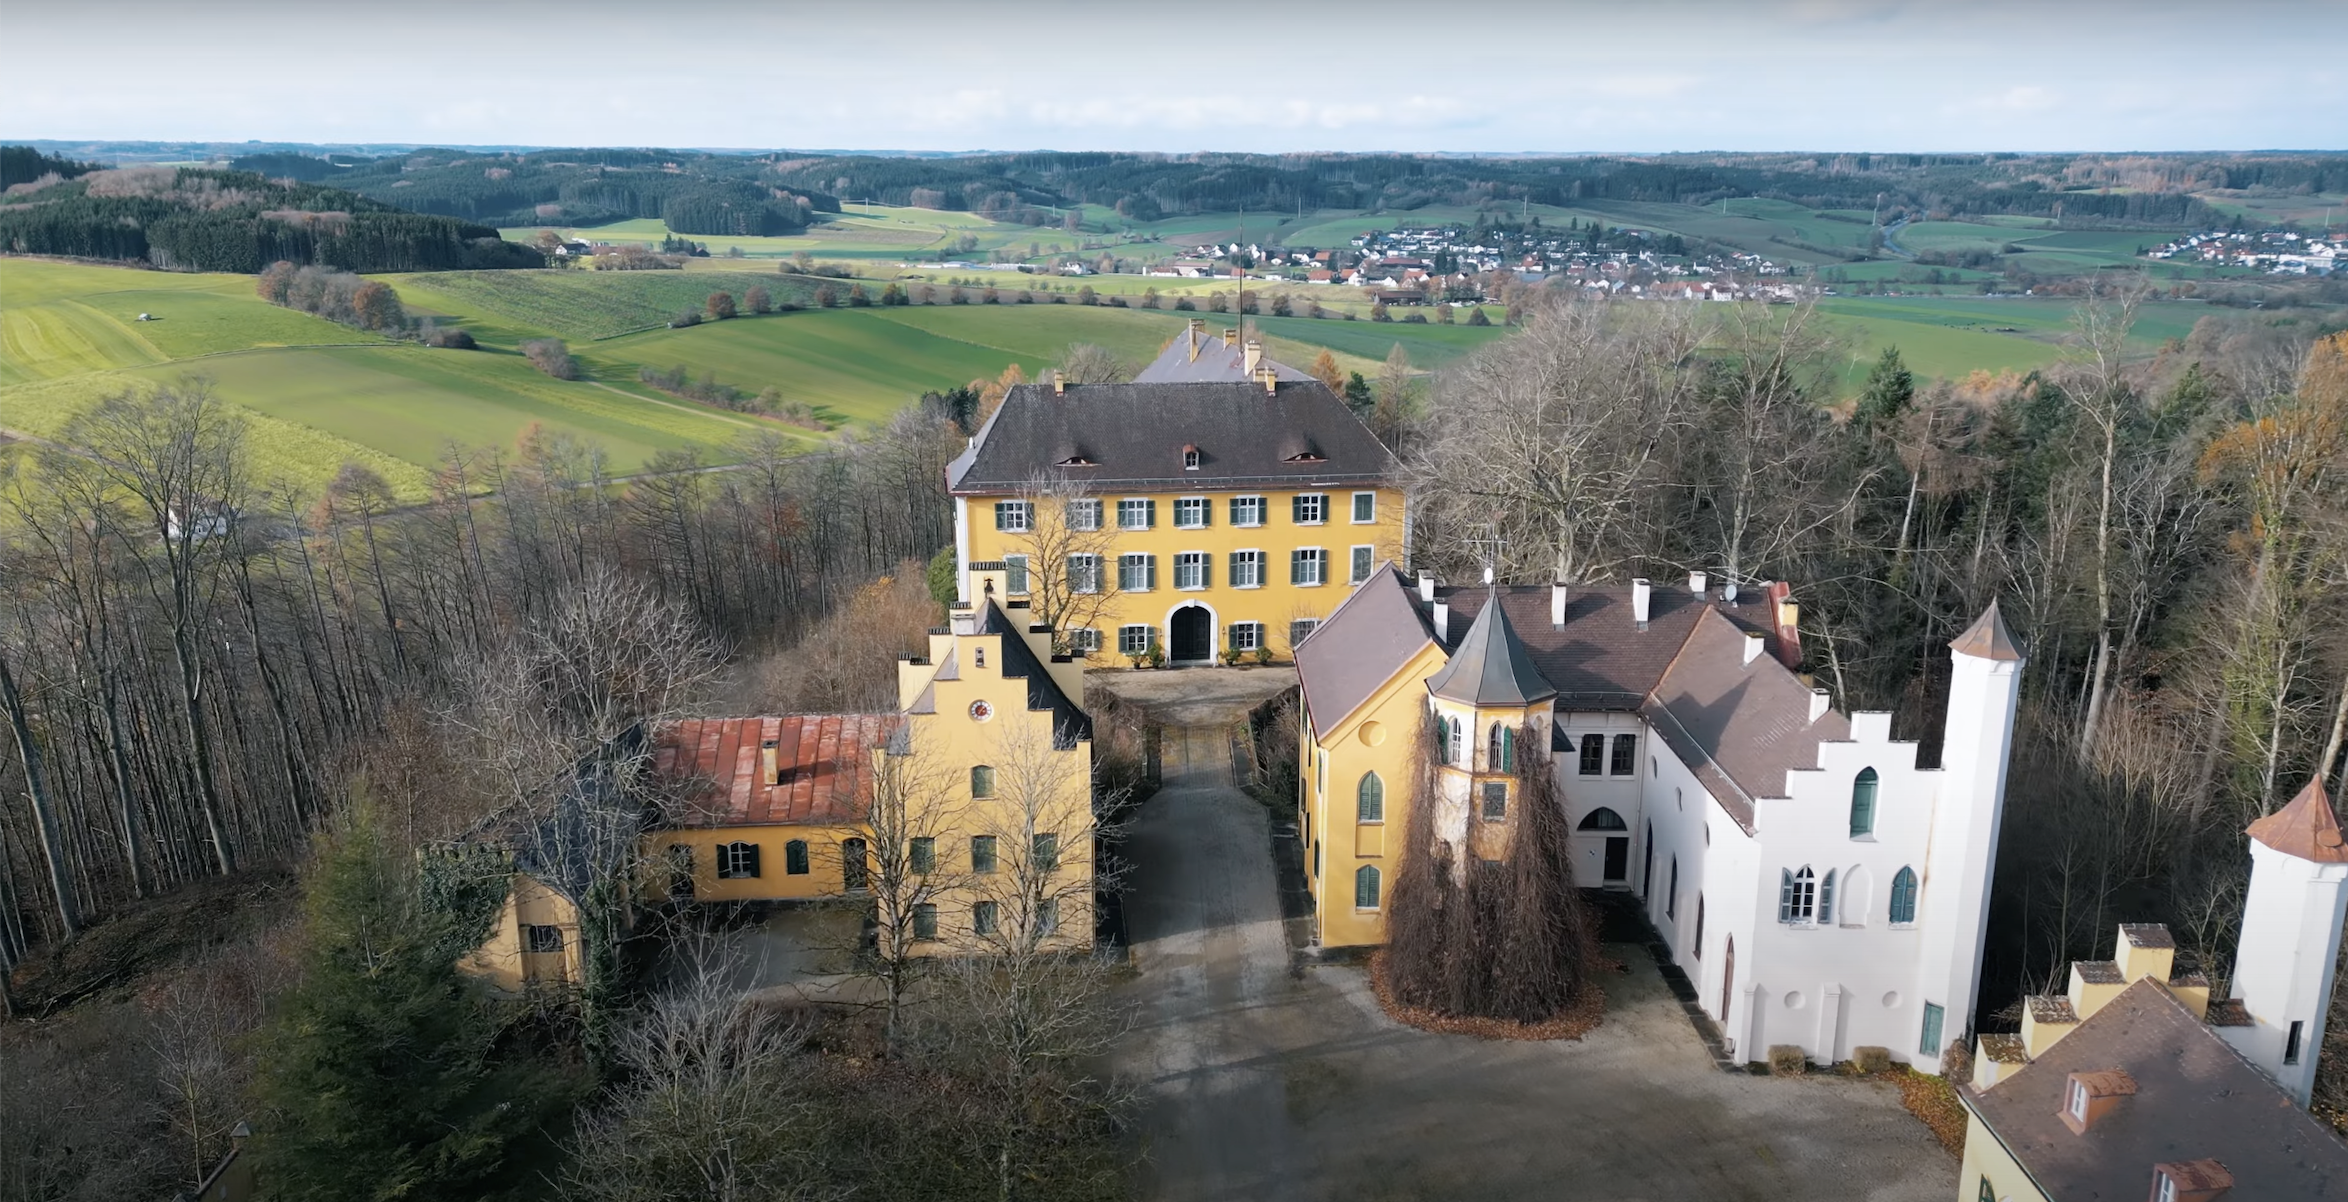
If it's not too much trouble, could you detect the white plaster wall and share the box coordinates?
[1749,711,1940,1067]
[1617,718,1761,1056]
[1555,710,1647,888]
[2223,844,2348,1107]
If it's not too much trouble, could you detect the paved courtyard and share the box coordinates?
[1115,724,1959,1202]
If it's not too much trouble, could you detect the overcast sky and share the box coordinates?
[6,0,2342,153]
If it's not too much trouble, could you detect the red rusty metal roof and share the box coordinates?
[653,715,897,827]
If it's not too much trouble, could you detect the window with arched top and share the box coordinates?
[1577,807,1629,831]
[1841,865,1873,927]
[1354,864,1381,910]
[1850,767,1879,837]
[1357,772,1385,822]
[1446,717,1464,766]
[1890,866,1919,926]
[1819,869,1837,925]
[1779,865,1817,923]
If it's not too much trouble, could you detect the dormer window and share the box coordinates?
[1055,455,1095,467]
[1284,450,1326,464]
[1182,445,1200,471]
[2059,1070,2137,1134]
[2151,1159,2233,1202]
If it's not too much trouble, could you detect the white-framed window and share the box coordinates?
[1118,497,1155,530]
[1230,549,1264,588]
[1065,498,1101,531]
[1067,553,1101,594]
[718,841,761,879]
[1229,621,1264,652]
[1293,493,1327,524]
[1174,497,1210,529]
[1182,448,1201,471]
[2067,1077,2089,1122]
[1230,495,1266,527]
[2154,1170,2176,1202]
[1351,491,1376,523]
[1003,554,1029,595]
[1291,547,1326,586]
[1118,552,1156,591]
[1778,866,1817,923]
[1118,624,1155,655]
[1611,733,1638,775]
[1174,551,1210,590]
[1069,627,1101,653]
[1290,618,1319,648]
[1350,545,1374,584]
[994,500,1031,532]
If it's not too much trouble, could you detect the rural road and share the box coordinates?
[1115,719,1958,1202]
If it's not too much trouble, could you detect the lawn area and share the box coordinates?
[1816,296,2208,384]
[386,269,829,342]
[2,259,379,385]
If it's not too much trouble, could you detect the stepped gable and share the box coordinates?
[1964,977,2348,1198]
[1425,583,1556,708]
[1295,563,1437,741]
[2246,777,2348,863]
[979,599,1091,747]
[946,379,1393,493]
[656,713,898,827]
[1642,608,1849,832]
[1950,597,2024,661]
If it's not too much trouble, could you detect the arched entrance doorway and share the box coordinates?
[1169,604,1213,665]
[1575,806,1631,885]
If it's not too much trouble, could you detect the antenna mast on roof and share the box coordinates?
[1464,521,1506,585]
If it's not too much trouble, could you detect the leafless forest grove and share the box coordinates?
[3,289,2346,1196]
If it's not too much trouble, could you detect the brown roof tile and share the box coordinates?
[2075,961,2127,986]
[1950,597,2025,661]
[1979,1033,2030,1065]
[2029,995,2081,1024]
[1966,978,2348,1199]
[2121,923,2177,950]
[1643,608,1849,831]
[655,714,897,827]
[2245,778,2348,863]
[1296,564,1436,741]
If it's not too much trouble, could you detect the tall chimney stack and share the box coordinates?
[1631,578,1652,627]
[1688,570,1707,597]
[1052,371,1066,396]
[1434,602,1450,645]
[759,738,779,784]
[1244,340,1263,375]
[1418,572,1436,604]
[1551,581,1569,629]
[1766,580,1803,669]
[1808,688,1832,723]
[1187,317,1206,361]
[1222,327,1239,347]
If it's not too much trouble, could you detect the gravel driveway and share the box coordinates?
[1115,724,1958,1202]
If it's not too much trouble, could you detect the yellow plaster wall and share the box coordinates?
[1956,1110,2050,1202]
[1302,640,1447,948]
[898,617,1096,952]
[459,873,583,993]
[965,485,1407,660]
[649,823,868,901]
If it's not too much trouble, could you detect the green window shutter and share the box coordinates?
[1145,498,1157,528]
[1851,768,1879,836]
[1354,865,1380,909]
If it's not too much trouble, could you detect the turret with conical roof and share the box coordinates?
[1424,587,1556,708]
[2222,777,2348,1106]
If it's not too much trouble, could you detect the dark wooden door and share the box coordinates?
[1604,836,1629,882]
[1170,605,1211,663]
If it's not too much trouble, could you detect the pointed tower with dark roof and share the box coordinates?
[1425,589,1556,708]
[2222,777,2348,1106]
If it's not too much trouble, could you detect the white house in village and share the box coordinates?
[1294,567,2022,1072]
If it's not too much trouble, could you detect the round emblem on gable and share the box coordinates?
[968,699,994,722]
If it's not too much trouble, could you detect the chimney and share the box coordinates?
[1418,572,1436,604]
[1243,340,1263,375]
[1433,602,1450,645]
[1807,688,1831,723]
[1743,631,1765,665]
[1550,581,1569,629]
[759,738,779,785]
[1630,578,1652,627]
[1052,371,1066,396]
[1187,317,1205,361]
[1766,580,1803,670]
[1259,366,1277,395]
[1222,327,1239,347]
[1688,570,1707,596]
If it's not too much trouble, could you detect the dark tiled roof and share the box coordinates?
[1643,609,1850,831]
[656,714,898,827]
[1438,584,1779,707]
[1425,584,1556,707]
[508,726,650,906]
[2029,995,2081,1024]
[1965,978,2348,1199]
[2075,961,2127,985]
[1979,1033,2030,1065]
[2247,777,2348,863]
[946,379,1395,494]
[2121,924,2177,950]
[1295,564,1436,740]
[1132,326,1311,384]
[979,600,1092,749]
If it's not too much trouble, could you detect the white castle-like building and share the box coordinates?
[1295,567,2021,1070]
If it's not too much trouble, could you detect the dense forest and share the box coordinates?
[246,148,842,234]
[0,158,540,272]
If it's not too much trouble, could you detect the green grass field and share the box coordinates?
[387,269,834,342]
[2,259,380,386]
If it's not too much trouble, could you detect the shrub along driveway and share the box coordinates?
[1114,726,1958,1202]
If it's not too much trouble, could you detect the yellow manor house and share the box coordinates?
[948,371,1404,665]
[456,585,1096,991]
